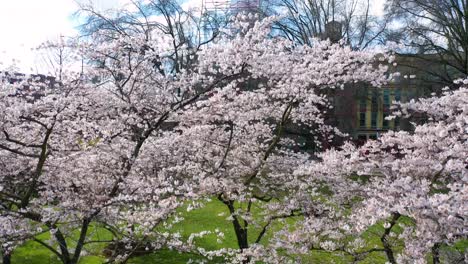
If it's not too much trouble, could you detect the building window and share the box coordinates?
[359,97,367,128]
[360,112,366,127]
[371,92,378,129]
[383,116,389,129]
[383,90,390,110]
[395,89,401,102]
[371,112,378,128]
[371,93,378,109]
[359,98,367,112]
[383,90,390,129]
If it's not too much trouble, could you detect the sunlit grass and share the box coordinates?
[11,199,466,264]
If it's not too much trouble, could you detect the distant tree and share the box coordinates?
[385,0,468,86]
[266,0,390,49]
[77,0,225,75]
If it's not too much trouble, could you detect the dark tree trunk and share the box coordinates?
[218,196,251,263]
[432,243,441,264]
[232,221,249,251]
[381,213,400,264]
[70,218,91,264]
[382,239,396,264]
[2,252,11,264]
[50,227,73,264]
[233,225,250,264]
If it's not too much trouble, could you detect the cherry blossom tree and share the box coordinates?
[288,80,467,264]
[0,18,240,264]
[73,2,396,261]
[145,14,392,263]
[0,11,393,263]
[0,67,93,264]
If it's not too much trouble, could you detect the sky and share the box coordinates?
[0,0,130,73]
[0,0,385,73]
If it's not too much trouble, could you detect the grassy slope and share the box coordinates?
[11,199,467,264]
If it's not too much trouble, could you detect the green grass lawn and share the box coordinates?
[10,199,467,264]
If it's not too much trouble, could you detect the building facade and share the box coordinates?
[333,54,445,144]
